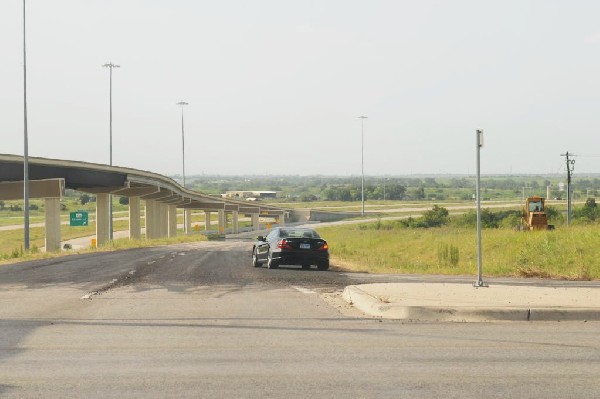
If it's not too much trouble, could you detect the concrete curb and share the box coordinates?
[342,285,600,322]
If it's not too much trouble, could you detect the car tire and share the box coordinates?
[317,262,329,271]
[252,248,261,268]
[267,253,279,269]
[301,264,311,270]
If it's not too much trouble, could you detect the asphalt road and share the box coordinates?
[1,239,599,398]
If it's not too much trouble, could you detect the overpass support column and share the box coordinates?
[159,203,168,238]
[232,211,239,234]
[96,193,110,246]
[129,196,141,240]
[278,212,286,227]
[168,205,177,238]
[251,213,259,231]
[44,197,61,252]
[218,210,226,234]
[184,209,192,233]
[204,211,211,231]
[145,199,157,239]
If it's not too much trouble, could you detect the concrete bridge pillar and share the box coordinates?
[184,209,192,233]
[251,213,259,231]
[218,210,226,234]
[168,205,177,238]
[44,197,61,251]
[96,193,110,246]
[159,202,168,238]
[278,212,286,227]
[204,211,211,231]
[129,196,141,240]
[145,199,157,239]
[232,210,239,234]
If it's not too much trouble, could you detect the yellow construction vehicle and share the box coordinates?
[521,196,554,230]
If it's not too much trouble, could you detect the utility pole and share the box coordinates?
[561,151,576,226]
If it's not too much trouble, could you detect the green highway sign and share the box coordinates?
[70,211,89,227]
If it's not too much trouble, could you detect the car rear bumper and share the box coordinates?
[271,249,329,266]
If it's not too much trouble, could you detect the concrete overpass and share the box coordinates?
[0,154,288,251]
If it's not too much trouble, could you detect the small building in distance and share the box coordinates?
[223,191,279,200]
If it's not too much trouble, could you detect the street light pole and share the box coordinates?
[177,101,189,233]
[176,101,189,188]
[102,62,119,241]
[358,116,368,216]
[23,0,30,250]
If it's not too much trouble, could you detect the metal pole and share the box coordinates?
[181,109,185,187]
[358,116,367,216]
[474,129,487,288]
[108,65,113,241]
[176,101,189,232]
[102,62,119,241]
[23,0,30,250]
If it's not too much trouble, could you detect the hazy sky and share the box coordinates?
[2,1,600,177]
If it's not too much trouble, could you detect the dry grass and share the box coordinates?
[316,223,600,280]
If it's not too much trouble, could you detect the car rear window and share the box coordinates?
[280,229,319,238]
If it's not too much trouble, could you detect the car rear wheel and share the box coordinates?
[252,248,261,268]
[317,262,329,271]
[267,253,279,269]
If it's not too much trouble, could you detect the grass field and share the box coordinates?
[2,197,592,280]
[315,223,600,280]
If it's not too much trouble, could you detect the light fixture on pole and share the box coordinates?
[358,116,368,216]
[102,62,119,241]
[176,101,189,188]
[23,0,30,250]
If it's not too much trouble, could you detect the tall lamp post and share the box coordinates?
[358,116,368,216]
[176,101,189,187]
[23,0,30,250]
[102,62,119,241]
[177,101,189,232]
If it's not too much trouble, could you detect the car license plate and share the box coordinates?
[300,243,311,249]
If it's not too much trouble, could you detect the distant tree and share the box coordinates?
[119,196,129,205]
[573,198,599,222]
[299,193,317,202]
[407,186,425,200]
[0,200,4,210]
[80,194,91,205]
[386,184,406,200]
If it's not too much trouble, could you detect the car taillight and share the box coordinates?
[277,239,292,249]
[317,242,329,251]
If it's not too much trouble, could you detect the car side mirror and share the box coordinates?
[257,236,265,242]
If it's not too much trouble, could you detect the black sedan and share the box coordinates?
[252,227,330,270]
